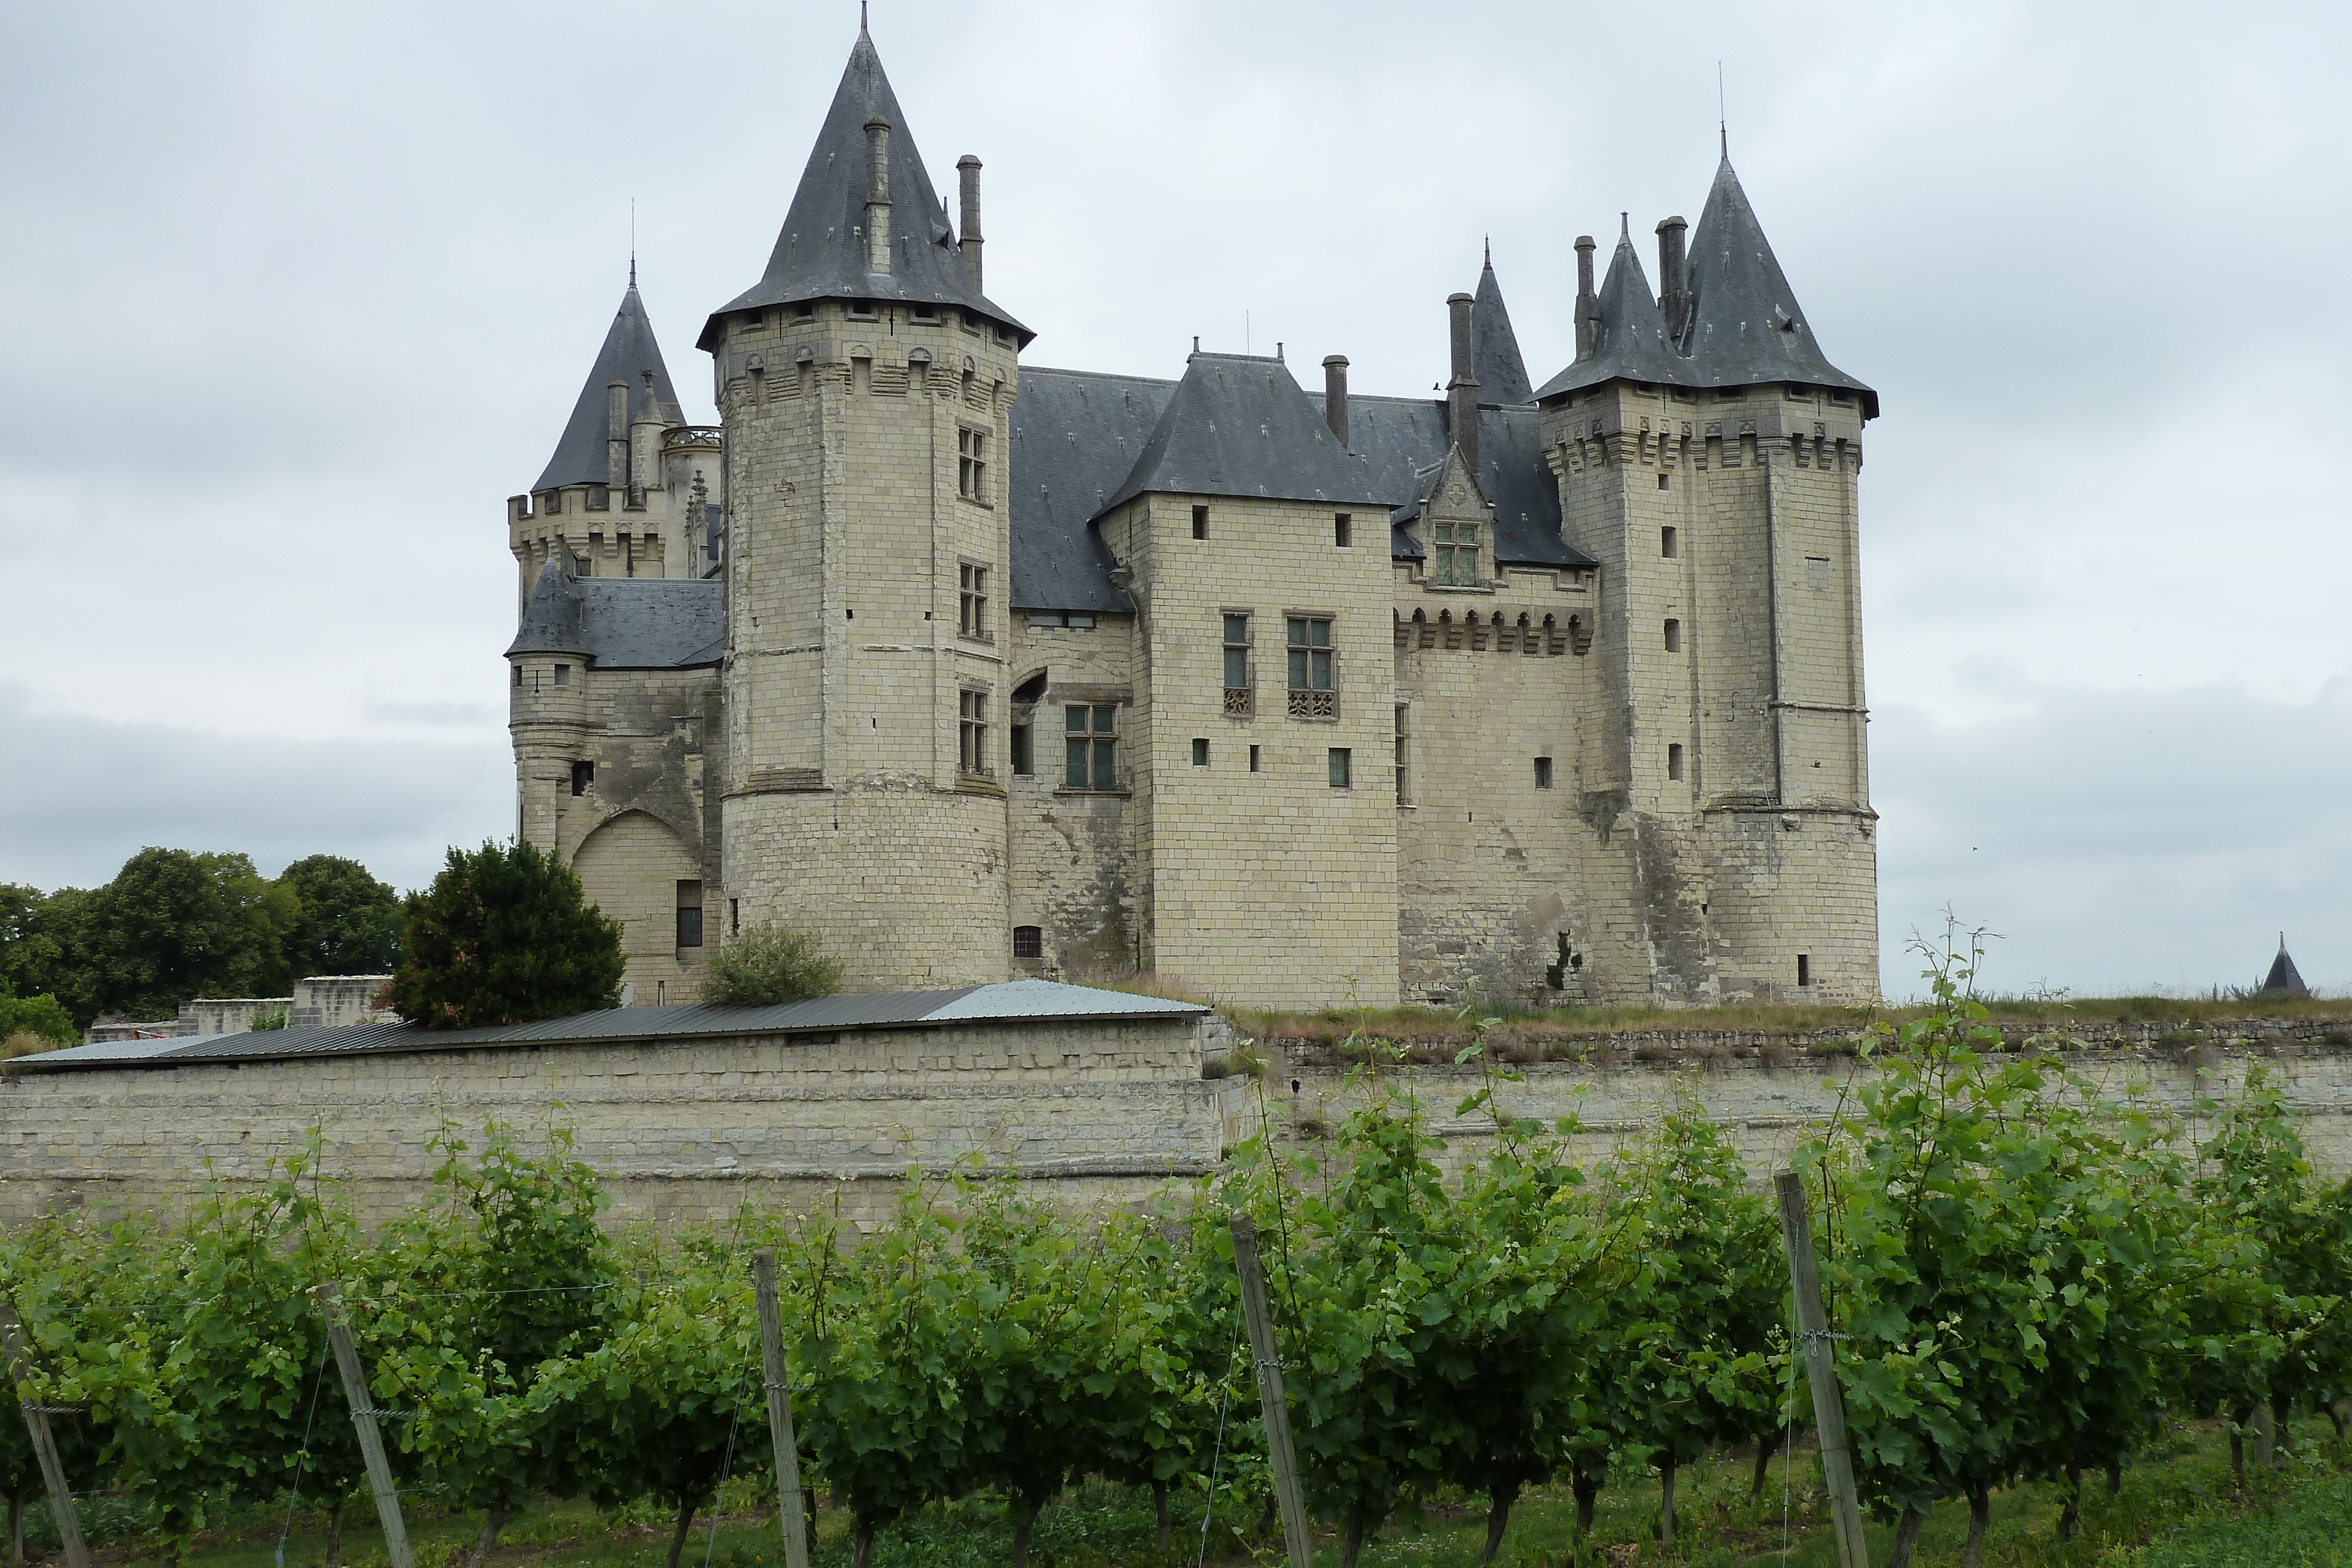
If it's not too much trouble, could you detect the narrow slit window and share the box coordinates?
[1395,706,1410,804]
[1661,526,1679,559]
[1328,747,1352,788]
[1663,618,1681,653]
[1250,744,1261,773]
[958,689,989,774]
[1223,613,1252,713]
[1667,743,1685,781]
[1191,738,1210,767]
[1534,756,1553,789]
[1797,954,1812,988]
[1192,504,1208,540]
[1334,513,1352,548]
[1010,724,1033,776]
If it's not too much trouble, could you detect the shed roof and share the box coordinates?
[19,981,1207,1074]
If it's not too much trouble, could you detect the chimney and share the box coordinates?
[1573,235,1600,360]
[1446,291,1479,472]
[1656,215,1691,342]
[864,116,893,274]
[1322,354,1351,448]
[957,155,984,292]
[606,379,630,487]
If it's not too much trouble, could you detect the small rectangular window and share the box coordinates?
[958,561,991,638]
[554,664,572,687]
[570,759,593,795]
[1797,954,1812,988]
[1250,744,1261,773]
[1328,748,1352,788]
[789,303,816,322]
[1806,555,1832,590]
[1667,743,1685,781]
[1534,756,1553,789]
[1191,738,1209,767]
[1663,618,1681,653]
[729,898,740,935]
[1334,513,1352,548]
[1192,504,1208,540]
[911,305,940,323]
[847,299,879,320]
[1012,924,1044,959]
[1661,526,1679,559]
[958,429,990,503]
[959,689,990,774]
[1432,522,1479,586]
[1657,472,1670,490]
[676,906,703,949]
[1065,704,1117,790]
[1010,724,1033,776]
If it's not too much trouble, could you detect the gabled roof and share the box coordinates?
[1098,352,1389,517]
[505,554,721,670]
[1471,250,1535,406]
[699,24,1027,350]
[18,980,1208,1073]
[1532,220,1683,402]
[1681,157,1877,415]
[534,284,684,492]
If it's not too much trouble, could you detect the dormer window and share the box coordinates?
[1432,522,1479,586]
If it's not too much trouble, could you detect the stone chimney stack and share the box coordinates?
[1656,215,1691,342]
[864,116,893,274]
[1573,235,1601,361]
[1446,291,1479,472]
[957,155,984,292]
[1322,354,1351,448]
[606,379,630,488]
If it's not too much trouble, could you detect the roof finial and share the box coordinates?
[629,196,636,288]
[1484,235,1492,268]
[1619,211,1630,241]
[860,0,869,35]
[1718,62,1729,159]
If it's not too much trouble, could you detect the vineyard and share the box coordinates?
[1,941,2348,1568]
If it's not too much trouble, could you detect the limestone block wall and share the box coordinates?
[0,1014,1224,1230]
[1101,492,1400,1007]
[1005,616,1140,977]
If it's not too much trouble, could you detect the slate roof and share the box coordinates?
[1471,251,1535,406]
[2261,938,2310,996]
[19,981,1207,1074]
[505,554,722,670]
[1101,352,1389,516]
[698,25,1026,351]
[534,284,684,492]
[1531,159,1876,417]
[1007,362,1592,609]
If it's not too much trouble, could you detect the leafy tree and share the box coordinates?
[277,855,404,979]
[704,918,840,1007]
[0,981,78,1050]
[385,841,623,1028]
[44,850,296,1024]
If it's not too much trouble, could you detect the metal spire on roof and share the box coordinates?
[629,197,636,287]
[1718,61,1728,159]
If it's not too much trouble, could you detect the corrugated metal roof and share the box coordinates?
[18,981,1207,1074]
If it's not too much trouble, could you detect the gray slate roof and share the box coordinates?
[698,25,1027,351]
[20,980,1207,1074]
[1531,160,1876,417]
[2262,940,2310,995]
[534,284,684,492]
[1101,352,1391,515]
[1471,253,1535,405]
[505,554,722,669]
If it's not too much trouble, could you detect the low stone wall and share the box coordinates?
[0,1014,1235,1229]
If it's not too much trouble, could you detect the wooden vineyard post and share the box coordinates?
[316,1283,416,1568]
[1230,1213,1315,1568]
[1776,1172,1870,1568]
[753,1249,811,1568]
[0,1302,91,1568]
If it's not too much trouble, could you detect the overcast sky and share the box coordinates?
[5,0,2347,999]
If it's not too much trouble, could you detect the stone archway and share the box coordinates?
[572,808,705,1005]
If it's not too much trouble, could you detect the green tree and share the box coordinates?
[704,918,840,1007]
[0,981,78,1051]
[385,841,623,1028]
[63,850,296,1022]
[276,855,404,979]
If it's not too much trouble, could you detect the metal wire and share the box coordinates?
[273,1342,333,1568]
[701,1398,745,1568]
[1195,1308,1245,1568]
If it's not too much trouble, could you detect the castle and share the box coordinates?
[503,21,1879,1011]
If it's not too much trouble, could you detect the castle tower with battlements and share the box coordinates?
[503,23,1880,1009]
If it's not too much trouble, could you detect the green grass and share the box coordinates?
[56,1416,2347,1567]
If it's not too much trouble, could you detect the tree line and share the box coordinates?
[0,940,2345,1568]
[0,850,405,1032]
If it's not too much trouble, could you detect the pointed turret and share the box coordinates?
[1100,352,1382,518]
[1471,248,1534,406]
[1531,219,1682,402]
[698,25,1026,350]
[1682,157,1876,415]
[505,551,588,657]
[2261,934,2310,997]
[533,283,683,492]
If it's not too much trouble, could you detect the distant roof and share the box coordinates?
[699,24,1026,350]
[21,980,1207,1074]
[1532,220,1682,403]
[2261,940,2310,997]
[1102,352,1390,516]
[506,556,723,669]
[1471,253,1535,406]
[534,283,684,492]
[1007,365,1592,609]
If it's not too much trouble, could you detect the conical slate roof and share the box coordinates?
[506,552,588,658]
[2261,936,2310,997]
[533,284,683,492]
[1471,250,1534,406]
[1681,157,1876,415]
[1532,221,1683,402]
[699,24,1026,350]
[1098,352,1388,518]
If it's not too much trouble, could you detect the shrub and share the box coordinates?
[702,918,840,1007]
[385,840,625,1028]
[249,1006,289,1032]
[0,980,76,1047]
